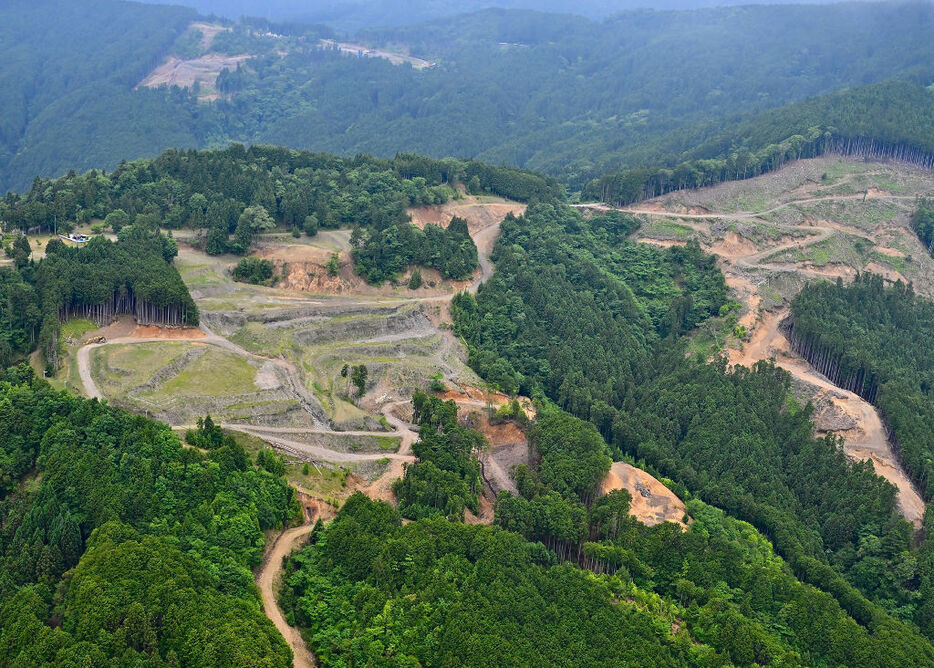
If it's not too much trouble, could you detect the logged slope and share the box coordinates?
[789,276,934,502]
[452,183,934,634]
[587,80,934,203]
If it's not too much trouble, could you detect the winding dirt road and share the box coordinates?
[729,309,926,525]
[586,182,928,526]
[257,519,319,668]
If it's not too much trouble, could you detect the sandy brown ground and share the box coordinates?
[604,156,933,527]
[138,53,252,95]
[256,497,335,668]
[599,462,689,528]
[190,22,227,50]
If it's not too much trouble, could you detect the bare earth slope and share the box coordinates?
[600,462,689,528]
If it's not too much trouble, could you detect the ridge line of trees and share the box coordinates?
[586,129,934,207]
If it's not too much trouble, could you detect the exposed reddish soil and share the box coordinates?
[599,462,689,528]
[82,314,138,341]
[132,325,206,339]
[268,248,465,297]
[438,384,536,417]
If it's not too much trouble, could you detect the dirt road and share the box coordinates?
[729,309,926,525]
[257,519,319,668]
[608,172,927,526]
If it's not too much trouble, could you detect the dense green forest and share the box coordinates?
[217,4,934,187]
[912,198,934,253]
[282,422,934,666]
[0,0,199,193]
[353,215,479,284]
[152,0,689,31]
[5,146,550,282]
[392,391,485,520]
[0,368,296,665]
[2,2,933,195]
[0,222,196,373]
[451,201,934,638]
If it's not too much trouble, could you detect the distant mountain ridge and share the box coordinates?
[0,1,931,194]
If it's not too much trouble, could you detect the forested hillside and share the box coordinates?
[0,0,198,192]
[452,201,934,640]
[0,222,196,374]
[0,368,296,665]
[2,0,934,658]
[4,146,553,282]
[586,80,934,204]
[282,410,934,666]
[237,4,934,184]
[2,2,933,194]
[140,0,847,31]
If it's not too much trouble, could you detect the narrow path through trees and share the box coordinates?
[257,518,319,668]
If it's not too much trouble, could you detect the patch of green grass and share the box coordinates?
[94,342,189,395]
[736,196,769,212]
[60,318,98,340]
[640,218,695,239]
[821,160,869,182]
[872,175,910,194]
[149,347,257,397]
[376,435,400,451]
[230,321,288,355]
[864,201,899,224]
[872,252,910,275]
[225,429,270,458]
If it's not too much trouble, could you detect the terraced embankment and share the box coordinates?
[606,156,934,526]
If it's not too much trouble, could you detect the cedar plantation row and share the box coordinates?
[59,288,196,328]
[588,131,934,207]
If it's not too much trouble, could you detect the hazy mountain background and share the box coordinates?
[0,0,931,193]
[139,0,841,31]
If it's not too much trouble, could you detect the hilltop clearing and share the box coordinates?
[67,195,525,503]
[599,462,689,528]
[611,156,934,526]
[136,22,253,102]
[138,54,252,102]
